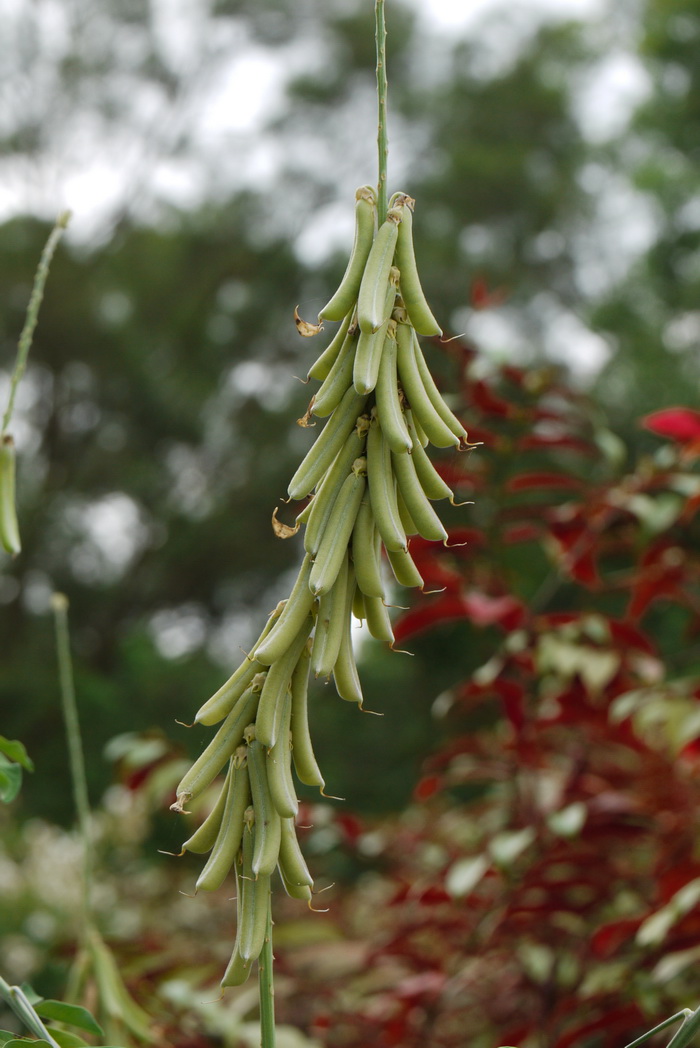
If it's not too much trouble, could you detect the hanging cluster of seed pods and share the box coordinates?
[171,184,471,988]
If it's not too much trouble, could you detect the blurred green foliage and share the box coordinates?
[1,0,698,827]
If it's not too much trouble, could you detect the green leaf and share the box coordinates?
[0,736,33,772]
[0,756,23,804]
[3,1041,53,1047]
[45,1028,89,1047]
[0,1033,19,1046]
[35,1002,103,1039]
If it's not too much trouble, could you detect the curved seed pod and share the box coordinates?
[319,187,377,322]
[309,460,367,596]
[363,594,394,645]
[255,613,314,748]
[412,412,429,448]
[311,325,358,418]
[196,601,285,724]
[173,686,260,809]
[353,273,399,394]
[238,812,273,962]
[375,326,412,454]
[387,544,424,589]
[304,418,368,556]
[196,749,251,892]
[392,447,449,543]
[246,735,282,878]
[366,413,407,553]
[307,310,353,382]
[221,944,252,987]
[397,487,419,537]
[266,690,298,818]
[396,321,460,448]
[253,555,315,666]
[279,867,314,902]
[311,550,350,678]
[412,332,469,441]
[394,199,442,337]
[357,209,402,333]
[0,435,21,555]
[221,853,253,987]
[406,411,455,501]
[333,564,364,705]
[352,583,366,621]
[181,763,232,855]
[289,641,325,789]
[278,817,314,887]
[288,386,368,501]
[351,498,385,600]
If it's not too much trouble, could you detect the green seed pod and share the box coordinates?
[392,446,448,543]
[196,749,251,892]
[309,459,367,596]
[304,418,368,556]
[266,689,298,818]
[357,209,402,334]
[394,197,442,337]
[366,412,407,553]
[351,498,385,600]
[311,325,358,418]
[308,309,354,382]
[181,763,232,855]
[311,551,350,678]
[173,686,260,809]
[289,641,325,789]
[288,386,369,501]
[319,186,377,322]
[375,325,412,454]
[255,613,314,748]
[395,321,460,449]
[246,735,282,878]
[412,331,468,442]
[387,544,424,589]
[253,555,315,667]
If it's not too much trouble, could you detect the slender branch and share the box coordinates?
[622,1010,691,1048]
[665,1005,700,1048]
[375,0,388,224]
[52,592,94,928]
[259,900,276,1048]
[2,211,70,437]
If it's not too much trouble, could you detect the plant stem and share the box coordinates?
[2,211,70,437]
[622,1010,691,1048]
[259,900,276,1048]
[52,592,94,930]
[0,974,62,1047]
[665,1005,700,1048]
[375,0,388,224]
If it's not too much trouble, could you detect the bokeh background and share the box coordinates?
[3,0,700,1045]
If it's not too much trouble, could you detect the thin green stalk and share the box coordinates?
[375,0,388,224]
[52,592,94,928]
[2,211,70,437]
[665,1005,700,1048]
[258,901,275,1048]
[622,1010,691,1048]
[0,973,62,1048]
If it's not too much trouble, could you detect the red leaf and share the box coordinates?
[471,380,512,416]
[507,472,584,492]
[462,590,525,629]
[414,774,442,801]
[503,522,542,544]
[394,592,467,641]
[642,407,700,442]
